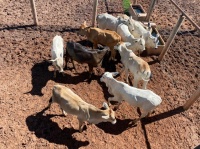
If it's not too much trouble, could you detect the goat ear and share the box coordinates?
[83,21,87,26]
[102,115,109,119]
[140,35,143,38]
[103,102,109,109]
[148,22,151,28]
[49,59,56,63]
[125,42,131,47]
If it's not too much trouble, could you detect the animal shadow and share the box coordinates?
[26,107,89,148]
[25,60,97,96]
[25,61,54,96]
[96,118,136,135]
[142,106,185,125]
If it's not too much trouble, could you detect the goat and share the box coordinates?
[48,84,117,132]
[78,21,121,61]
[125,16,159,49]
[65,41,108,78]
[97,13,127,31]
[49,35,64,78]
[100,72,162,123]
[114,43,151,89]
[117,23,145,54]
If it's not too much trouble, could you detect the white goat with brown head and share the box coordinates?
[114,43,151,89]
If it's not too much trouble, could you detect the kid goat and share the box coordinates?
[49,35,65,78]
[124,16,159,49]
[79,21,121,61]
[48,84,116,132]
[114,43,151,89]
[117,23,145,54]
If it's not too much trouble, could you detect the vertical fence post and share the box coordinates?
[158,14,185,61]
[145,0,157,22]
[183,87,200,110]
[92,0,98,27]
[30,0,38,25]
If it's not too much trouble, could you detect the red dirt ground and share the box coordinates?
[0,0,199,149]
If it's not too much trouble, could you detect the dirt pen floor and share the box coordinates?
[0,0,199,149]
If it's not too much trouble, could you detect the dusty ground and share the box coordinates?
[0,0,199,149]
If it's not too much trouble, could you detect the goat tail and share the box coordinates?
[141,71,151,82]
[49,57,59,62]
[139,63,151,81]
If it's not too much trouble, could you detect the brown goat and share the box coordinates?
[79,21,121,61]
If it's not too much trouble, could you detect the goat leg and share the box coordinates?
[71,59,77,72]
[109,47,116,61]
[142,80,148,89]
[133,111,148,124]
[47,97,53,109]
[62,109,67,116]
[78,119,84,132]
[93,42,98,49]
[133,78,139,88]
[124,69,129,83]
[88,65,93,78]
[64,56,69,70]
[53,65,57,78]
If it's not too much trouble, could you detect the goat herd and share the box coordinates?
[47,13,162,132]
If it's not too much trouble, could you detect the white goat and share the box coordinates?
[125,16,159,49]
[50,35,64,78]
[100,72,162,123]
[117,14,152,32]
[114,43,151,89]
[96,13,127,31]
[117,23,145,54]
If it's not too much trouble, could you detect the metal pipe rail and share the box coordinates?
[170,0,200,32]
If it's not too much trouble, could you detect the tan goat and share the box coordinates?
[47,84,116,132]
